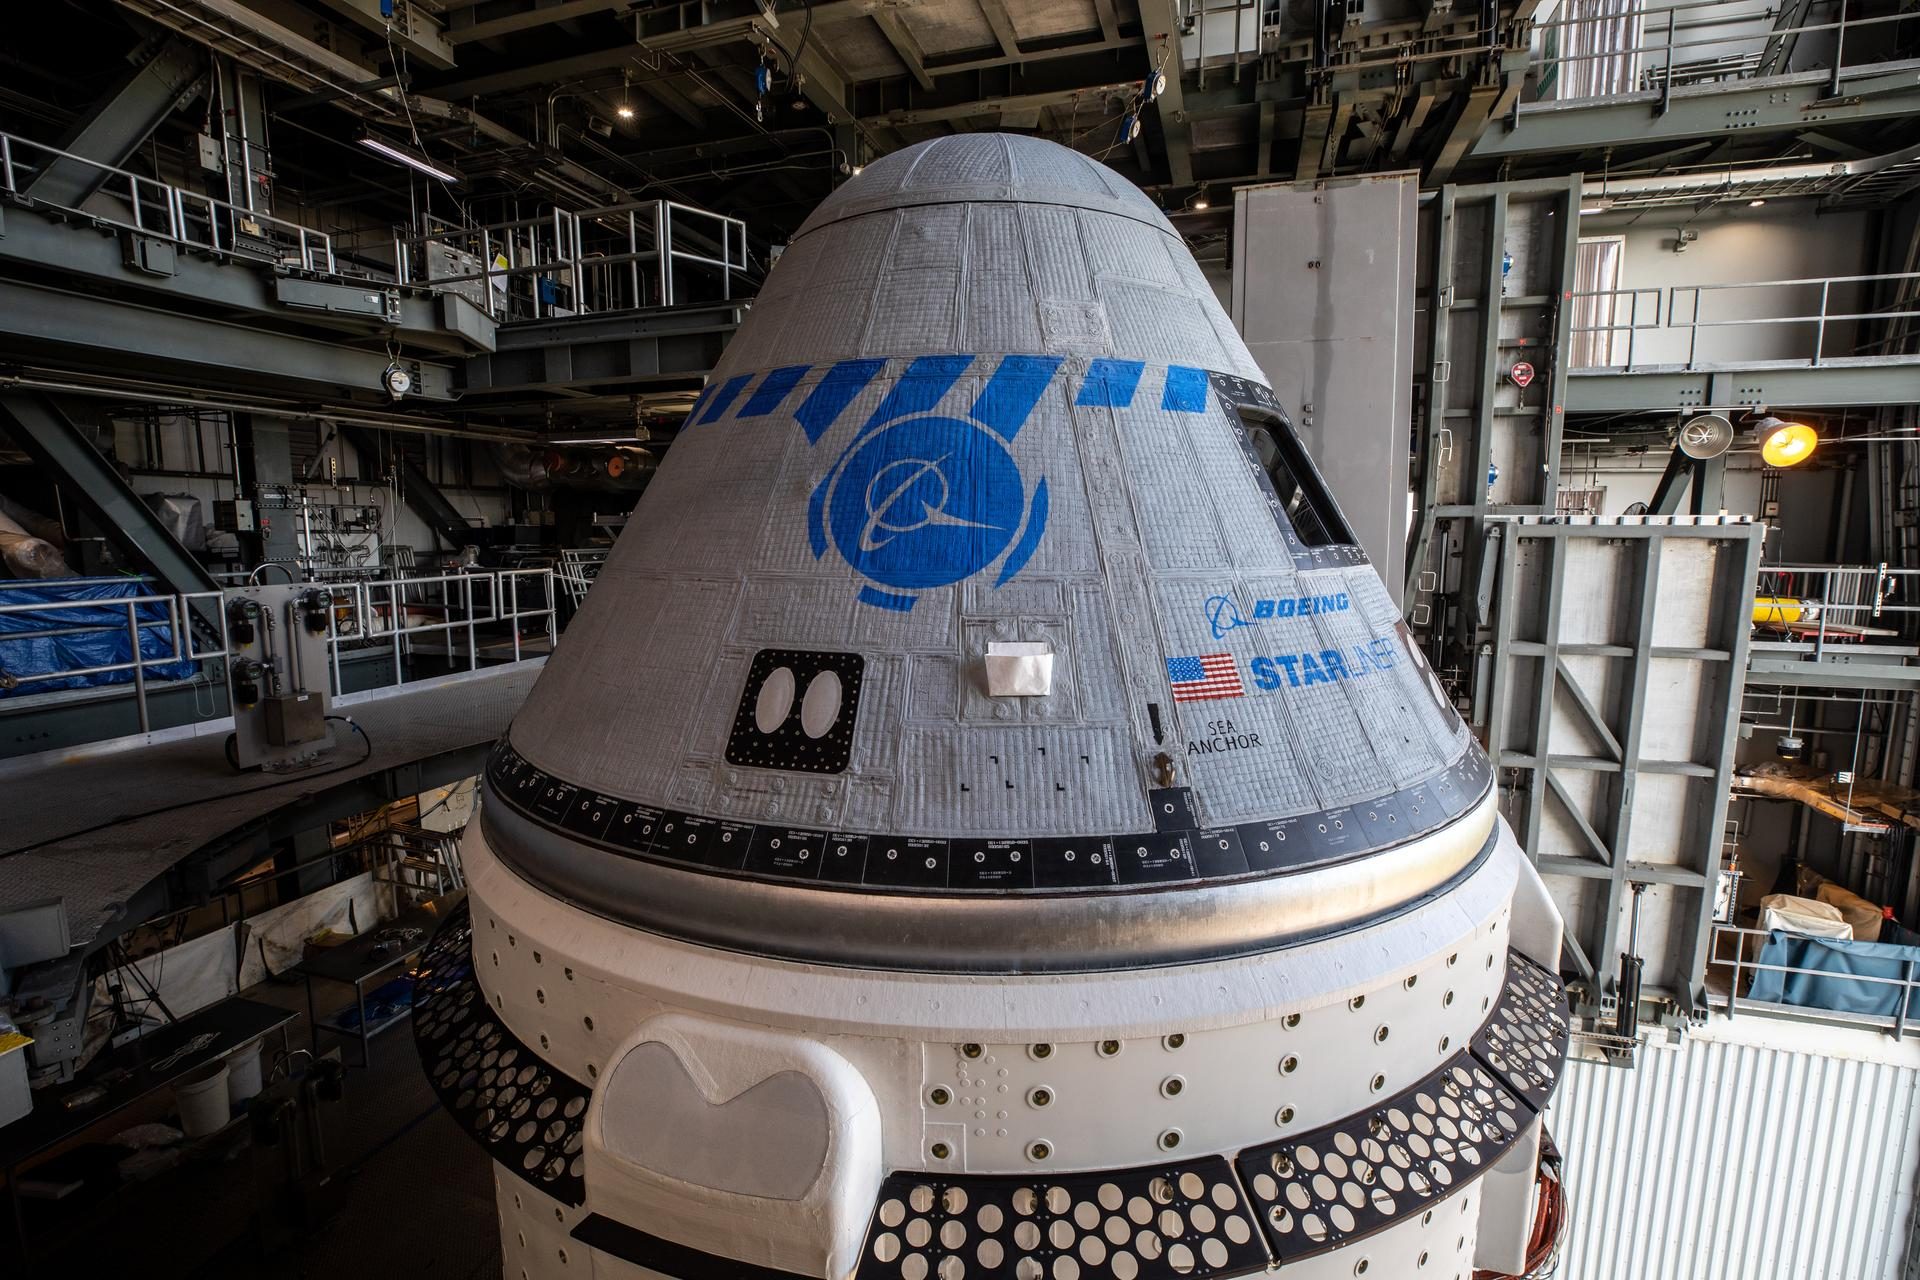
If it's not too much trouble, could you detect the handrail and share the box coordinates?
[1532,0,1909,105]
[0,570,556,739]
[391,197,750,321]
[1569,270,1920,370]
[0,129,334,274]
[1711,922,1917,1040]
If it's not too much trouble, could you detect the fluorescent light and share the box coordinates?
[358,134,461,183]
[1579,205,1608,215]
[1748,198,1767,207]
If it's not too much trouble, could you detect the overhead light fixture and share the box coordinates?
[618,71,635,120]
[617,103,635,120]
[358,133,461,183]
[1756,416,1818,467]
[1191,187,1211,211]
[851,164,864,176]
[1748,198,1767,207]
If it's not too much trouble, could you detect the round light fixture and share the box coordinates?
[1757,416,1817,467]
[1677,413,1733,460]
[616,103,635,120]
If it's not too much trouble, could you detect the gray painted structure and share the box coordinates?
[1230,175,1418,604]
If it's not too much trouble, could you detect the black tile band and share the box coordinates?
[483,737,1494,898]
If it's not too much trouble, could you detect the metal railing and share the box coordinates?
[1569,286,1663,369]
[556,547,610,612]
[324,567,557,693]
[0,588,229,734]
[1532,0,1912,107]
[0,569,556,740]
[1710,923,1918,1039]
[392,198,750,321]
[0,129,334,273]
[1749,563,1918,658]
[1569,271,1920,369]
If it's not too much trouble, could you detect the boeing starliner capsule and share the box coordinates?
[412,134,1572,1280]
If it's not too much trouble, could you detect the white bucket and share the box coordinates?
[175,1060,231,1137]
[226,1039,265,1105]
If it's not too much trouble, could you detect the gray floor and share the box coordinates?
[20,972,501,1279]
[0,662,540,951]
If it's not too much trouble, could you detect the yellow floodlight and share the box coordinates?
[1757,417,1817,467]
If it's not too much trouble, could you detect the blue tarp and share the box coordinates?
[1749,929,1920,1020]
[0,577,199,698]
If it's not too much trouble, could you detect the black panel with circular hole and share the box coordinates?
[726,649,866,774]
[411,900,592,1207]
[1468,950,1570,1114]
[854,1156,1270,1280]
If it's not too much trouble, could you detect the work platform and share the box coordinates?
[0,662,538,955]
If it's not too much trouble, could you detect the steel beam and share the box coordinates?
[445,0,630,46]
[463,304,741,396]
[1746,657,1920,690]
[1471,63,1920,160]
[974,0,1021,59]
[29,36,205,208]
[872,10,937,91]
[863,81,1141,129]
[0,207,495,355]
[1134,0,1192,186]
[1566,358,1920,413]
[0,393,217,594]
[422,5,767,98]
[308,0,454,68]
[0,278,456,402]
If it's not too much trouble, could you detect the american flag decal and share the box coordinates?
[1166,653,1244,703]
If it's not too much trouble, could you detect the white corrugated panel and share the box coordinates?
[1548,1017,1920,1280]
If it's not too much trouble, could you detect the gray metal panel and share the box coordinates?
[1486,516,1763,1005]
[1552,1028,1920,1280]
[1229,175,1418,603]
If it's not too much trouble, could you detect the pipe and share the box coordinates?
[0,508,70,578]
[491,443,657,491]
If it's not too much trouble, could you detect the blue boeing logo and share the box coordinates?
[807,355,1059,612]
[687,354,1221,612]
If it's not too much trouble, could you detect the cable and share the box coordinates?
[0,717,375,861]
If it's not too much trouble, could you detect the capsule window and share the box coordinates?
[1240,409,1352,548]
[726,649,865,774]
[755,666,797,734]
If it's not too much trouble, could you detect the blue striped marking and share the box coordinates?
[973,355,1062,443]
[738,364,811,418]
[692,374,752,426]
[794,359,886,443]
[857,355,974,442]
[857,586,918,612]
[1162,365,1210,412]
[1076,358,1145,408]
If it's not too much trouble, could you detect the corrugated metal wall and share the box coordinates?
[1549,1022,1920,1279]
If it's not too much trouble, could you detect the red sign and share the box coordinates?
[1509,361,1536,388]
